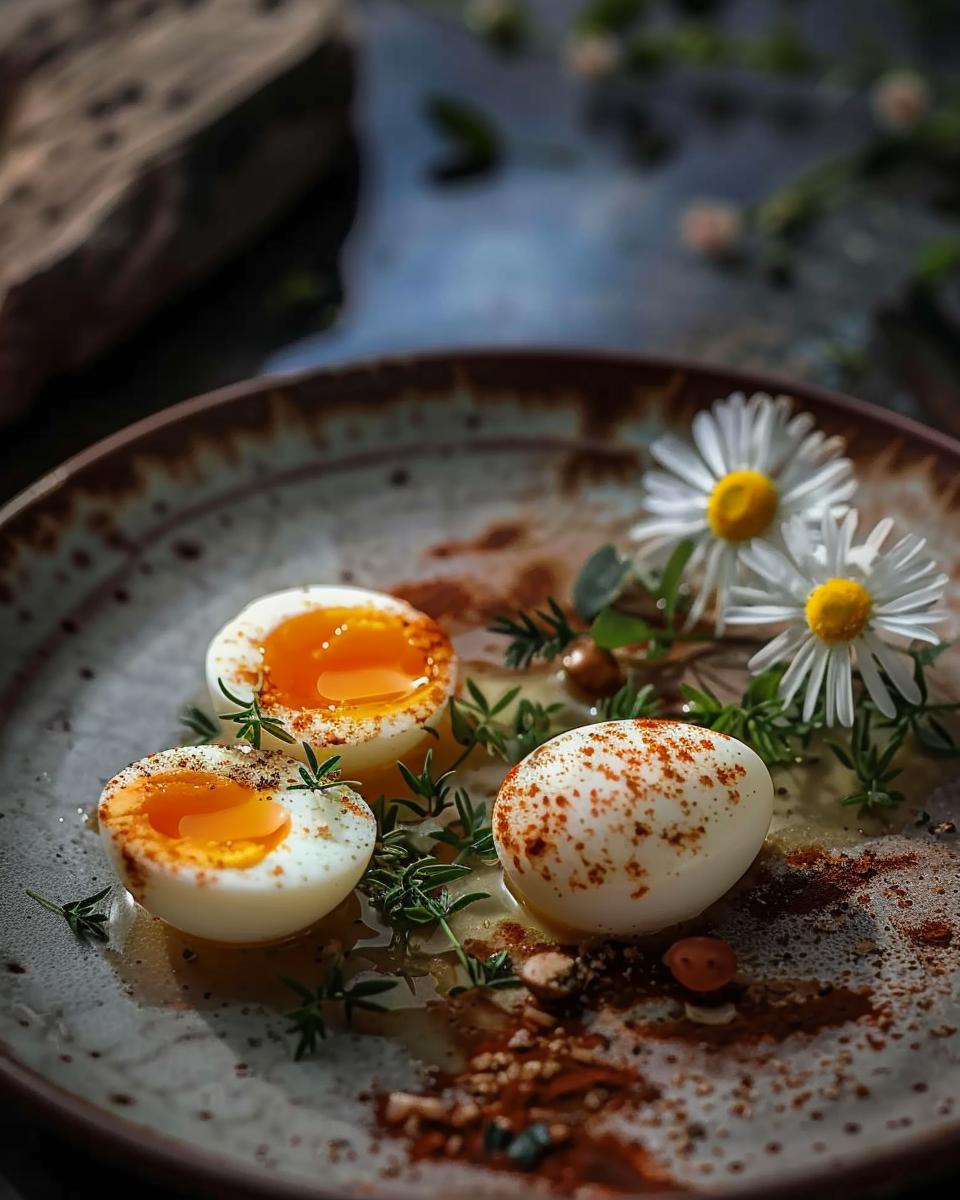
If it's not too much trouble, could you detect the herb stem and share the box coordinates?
[25,889,65,915]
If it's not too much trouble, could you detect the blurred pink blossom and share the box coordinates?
[680,200,743,258]
[871,69,930,132]
[564,33,621,80]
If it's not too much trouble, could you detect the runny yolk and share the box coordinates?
[142,770,290,850]
[258,605,438,713]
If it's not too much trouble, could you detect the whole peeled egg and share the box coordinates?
[493,719,773,936]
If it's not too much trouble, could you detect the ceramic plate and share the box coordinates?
[1,351,958,1199]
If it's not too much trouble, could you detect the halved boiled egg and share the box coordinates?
[206,586,457,772]
[98,745,375,943]
[493,719,773,936]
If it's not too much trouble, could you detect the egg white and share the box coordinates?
[98,744,375,944]
[493,718,773,936]
[205,585,457,772]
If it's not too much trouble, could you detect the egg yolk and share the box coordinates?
[140,770,290,865]
[258,605,441,714]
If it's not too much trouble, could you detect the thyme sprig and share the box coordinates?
[449,679,562,766]
[281,954,398,1060]
[180,704,218,745]
[827,644,960,810]
[449,947,520,997]
[681,667,814,766]
[429,789,496,862]
[217,678,295,749]
[26,885,112,941]
[489,597,577,669]
[290,743,358,793]
[395,749,455,819]
[829,708,906,811]
[484,1119,555,1170]
[359,800,517,994]
[598,671,661,720]
[872,644,960,757]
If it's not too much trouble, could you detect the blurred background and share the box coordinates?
[1,0,960,509]
[1,0,959,1194]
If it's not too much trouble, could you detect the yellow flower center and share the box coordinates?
[706,470,779,542]
[805,578,872,643]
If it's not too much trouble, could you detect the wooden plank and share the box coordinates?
[0,0,353,423]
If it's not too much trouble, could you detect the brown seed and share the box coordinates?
[561,637,623,696]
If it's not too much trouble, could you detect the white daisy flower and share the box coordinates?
[725,510,948,727]
[632,392,856,631]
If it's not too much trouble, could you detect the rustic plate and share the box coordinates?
[1,351,958,1199]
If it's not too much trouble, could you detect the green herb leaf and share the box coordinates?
[658,539,694,622]
[217,678,295,749]
[291,744,356,793]
[428,790,496,862]
[598,671,660,720]
[394,749,455,819]
[576,0,647,35]
[448,681,561,764]
[425,95,502,182]
[282,955,398,1059]
[591,607,656,650]
[26,885,112,942]
[682,667,805,766]
[572,544,632,620]
[914,236,960,285]
[489,598,577,669]
[506,1121,554,1169]
[484,1120,514,1153]
[180,705,218,745]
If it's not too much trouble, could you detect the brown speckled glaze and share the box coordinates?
[1,351,959,1199]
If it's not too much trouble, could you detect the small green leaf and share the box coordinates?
[507,1121,554,1170]
[425,95,502,183]
[658,539,694,622]
[914,237,960,285]
[572,544,632,620]
[591,607,655,649]
[484,1121,514,1153]
[576,0,647,34]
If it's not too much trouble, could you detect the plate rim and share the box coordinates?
[3,346,960,529]
[2,346,959,1200]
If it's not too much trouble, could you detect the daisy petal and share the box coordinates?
[779,638,818,705]
[631,518,706,542]
[865,517,894,555]
[725,605,803,625]
[781,458,855,506]
[875,577,948,615]
[685,539,727,629]
[856,641,896,719]
[872,615,945,645]
[712,549,739,635]
[747,625,807,674]
[834,646,855,727]
[650,436,715,493]
[862,632,922,706]
[691,410,728,478]
[824,649,839,726]
[802,643,830,721]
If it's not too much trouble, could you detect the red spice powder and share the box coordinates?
[904,919,953,947]
[746,848,919,918]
